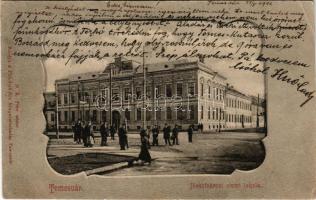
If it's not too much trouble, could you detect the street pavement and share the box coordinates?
[46,131,266,176]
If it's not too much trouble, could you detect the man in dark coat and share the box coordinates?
[118,124,127,150]
[124,124,129,149]
[74,120,82,144]
[110,125,116,140]
[152,125,159,146]
[172,124,179,145]
[81,121,87,146]
[163,124,171,145]
[201,123,204,133]
[187,124,193,143]
[100,122,108,146]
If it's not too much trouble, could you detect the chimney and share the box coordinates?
[198,55,204,63]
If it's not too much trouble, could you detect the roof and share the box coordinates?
[55,57,227,82]
[226,87,251,99]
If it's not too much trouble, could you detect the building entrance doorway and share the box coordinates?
[112,111,121,130]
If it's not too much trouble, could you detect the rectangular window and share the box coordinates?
[112,88,119,101]
[137,108,142,121]
[208,86,211,99]
[85,110,90,121]
[188,83,195,96]
[101,89,109,103]
[200,83,204,96]
[64,94,68,105]
[166,84,172,97]
[156,110,161,120]
[71,111,75,122]
[146,109,151,121]
[176,83,183,97]
[79,92,84,102]
[177,109,185,120]
[85,92,90,103]
[101,110,107,121]
[201,106,204,119]
[208,107,211,119]
[58,94,62,105]
[146,86,151,99]
[92,91,97,103]
[64,111,68,122]
[78,111,82,120]
[167,107,172,120]
[124,88,131,101]
[136,87,142,99]
[51,113,55,122]
[92,110,97,122]
[58,111,61,121]
[125,109,130,121]
[154,85,161,98]
[70,93,75,104]
[189,105,194,120]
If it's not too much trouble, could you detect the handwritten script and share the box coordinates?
[9,1,314,107]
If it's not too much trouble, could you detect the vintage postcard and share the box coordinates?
[1,0,315,198]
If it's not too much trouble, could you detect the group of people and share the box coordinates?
[73,120,95,147]
[137,123,195,164]
[162,123,195,145]
[73,120,116,147]
[72,120,198,164]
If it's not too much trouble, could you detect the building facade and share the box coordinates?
[46,57,266,132]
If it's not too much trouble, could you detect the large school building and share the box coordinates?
[44,57,266,132]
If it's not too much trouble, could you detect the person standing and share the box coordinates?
[124,124,129,149]
[110,125,116,140]
[74,120,82,144]
[72,122,76,142]
[84,121,94,147]
[138,128,151,164]
[201,123,204,133]
[197,123,201,134]
[81,121,87,146]
[152,125,159,146]
[100,122,108,146]
[163,124,171,145]
[187,124,193,143]
[118,124,127,150]
[172,124,179,145]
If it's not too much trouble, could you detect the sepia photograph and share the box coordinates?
[44,35,267,175]
[2,0,314,198]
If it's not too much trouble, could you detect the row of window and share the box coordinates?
[201,106,225,120]
[57,83,196,105]
[58,91,99,105]
[200,83,225,101]
[226,114,252,123]
[54,107,196,123]
[226,98,251,110]
[49,109,253,125]
[57,82,228,106]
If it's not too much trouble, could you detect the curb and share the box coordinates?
[84,159,137,175]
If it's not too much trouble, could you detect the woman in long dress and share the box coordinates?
[138,129,151,164]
